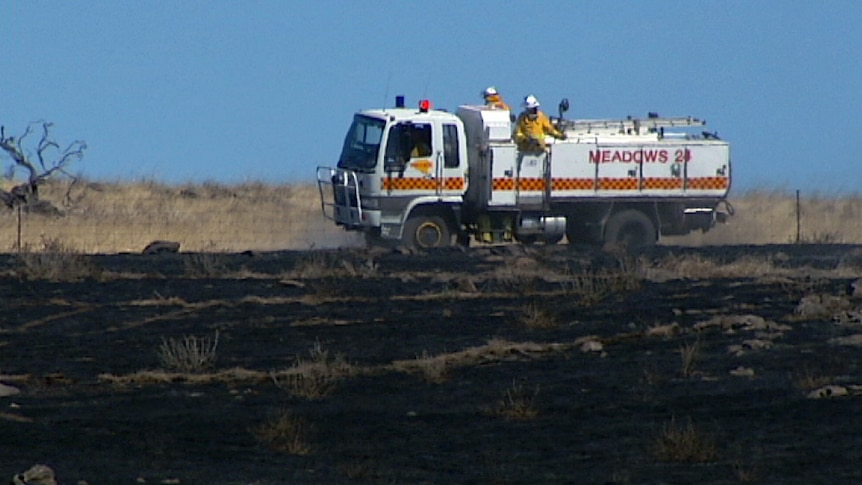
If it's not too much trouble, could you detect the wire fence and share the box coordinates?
[0,182,363,254]
[1,184,860,254]
[667,190,862,246]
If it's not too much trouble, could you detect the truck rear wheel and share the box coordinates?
[566,219,594,245]
[603,210,656,251]
[402,215,451,249]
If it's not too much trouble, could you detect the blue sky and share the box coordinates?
[3,1,860,193]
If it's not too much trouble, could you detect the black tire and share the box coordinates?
[603,210,656,251]
[543,233,564,245]
[514,232,562,245]
[513,232,538,245]
[364,229,397,249]
[565,219,595,245]
[456,231,471,247]
[402,215,452,249]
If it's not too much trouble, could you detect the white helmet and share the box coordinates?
[523,95,540,109]
[483,86,498,97]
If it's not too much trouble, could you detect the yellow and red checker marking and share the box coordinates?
[382,178,465,191]
[382,177,726,192]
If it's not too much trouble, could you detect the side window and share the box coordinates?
[408,124,432,158]
[443,124,460,168]
[384,123,434,168]
[384,125,409,164]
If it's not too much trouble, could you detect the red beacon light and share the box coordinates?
[418,99,432,112]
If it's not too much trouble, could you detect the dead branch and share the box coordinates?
[0,122,85,212]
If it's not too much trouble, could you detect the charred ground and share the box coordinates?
[2,244,862,484]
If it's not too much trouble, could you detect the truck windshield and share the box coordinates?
[338,115,385,171]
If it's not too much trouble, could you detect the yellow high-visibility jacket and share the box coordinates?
[513,111,564,150]
[410,141,431,158]
[484,94,511,112]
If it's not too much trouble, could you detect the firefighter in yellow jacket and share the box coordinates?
[514,94,566,152]
[482,86,511,111]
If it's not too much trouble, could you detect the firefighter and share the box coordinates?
[513,94,566,152]
[409,125,432,158]
[482,86,511,111]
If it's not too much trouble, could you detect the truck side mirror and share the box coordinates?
[558,98,570,119]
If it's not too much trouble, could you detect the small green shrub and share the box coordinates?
[652,417,717,463]
[489,379,540,420]
[559,267,642,305]
[251,410,313,455]
[679,339,701,378]
[272,340,348,399]
[157,330,219,373]
[518,301,558,329]
[414,350,449,383]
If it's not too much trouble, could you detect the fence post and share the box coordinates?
[795,189,801,244]
[16,204,21,253]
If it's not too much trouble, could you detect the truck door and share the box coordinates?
[382,122,435,195]
[595,145,640,195]
[640,145,681,194]
[436,122,467,196]
[682,143,730,196]
[515,150,548,207]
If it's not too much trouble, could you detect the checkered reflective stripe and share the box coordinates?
[444,178,465,190]
[597,178,639,190]
[486,177,729,193]
[382,178,464,191]
[552,178,595,190]
[493,179,515,191]
[492,178,549,191]
[517,178,545,191]
[643,178,683,190]
[687,177,729,190]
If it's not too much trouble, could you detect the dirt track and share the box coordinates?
[2,244,862,484]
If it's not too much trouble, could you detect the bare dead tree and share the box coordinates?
[0,121,86,213]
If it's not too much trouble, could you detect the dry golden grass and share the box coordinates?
[2,181,861,254]
[666,188,862,246]
[271,341,351,399]
[408,350,450,384]
[157,330,220,374]
[645,250,862,281]
[390,338,572,378]
[98,367,270,385]
[12,237,104,281]
[0,179,359,253]
[652,417,718,463]
[487,379,541,420]
[98,336,602,388]
[679,339,701,378]
[251,410,314,455]
[794,367,834,392]
[518,301,559,329]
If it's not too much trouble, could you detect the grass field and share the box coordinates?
[1,179,859,253]
[4,244,862,483]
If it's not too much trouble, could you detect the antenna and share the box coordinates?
[382,71,392,110]
[422,75,430,100]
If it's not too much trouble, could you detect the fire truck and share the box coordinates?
[316,95,732,249]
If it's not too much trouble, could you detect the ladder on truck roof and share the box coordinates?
[557,115,706,135]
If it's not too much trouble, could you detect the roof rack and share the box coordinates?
[557,115,706,135]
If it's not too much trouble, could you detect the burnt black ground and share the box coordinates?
[2,245,862,484]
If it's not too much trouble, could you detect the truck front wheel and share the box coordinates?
[603,210,656,251]
[402,215,452,249]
